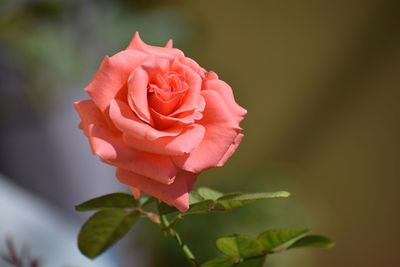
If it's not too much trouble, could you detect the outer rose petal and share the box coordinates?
[74,100,178,184]
[116,168,197,212]
[86,50,147,113]
[172,90,242,173]
[122,124,205,156]
[130,187,141,199]
[109,100,183,141]
[126,32,184,58]
[164,39,173,49]
[203,78,247,123]
[217,133,244,167]
[179,57,206,78]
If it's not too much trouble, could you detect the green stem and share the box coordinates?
[156,201,199,267]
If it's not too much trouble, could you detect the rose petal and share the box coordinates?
[127,67,152,125]
[130,187,141,199]
[165,39,173,49]
[109,99,183,141]
[172,90,242,173]
[217,133,244,167]
[203,78,247,123]
[74,100,178,184]
[150,108,194,129]
[148,92,183,116]
[179,57,206,78]
[142,56,170,79]
[126,32,184,58]
[116,168,197,212]
[205,71,218,81]
[169,59,203,115]
[85,50,147,113]
[122,123,205,156]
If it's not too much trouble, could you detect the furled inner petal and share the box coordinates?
[119,54,206,134]
[127,67,153,125]
[148,92,183,116]
[168,59,202,116]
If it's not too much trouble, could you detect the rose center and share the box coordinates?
[148,72,187,95]
[147,71,188,116]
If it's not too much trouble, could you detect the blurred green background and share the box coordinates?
[1,0,399,266]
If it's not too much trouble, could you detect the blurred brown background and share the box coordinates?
[1,0,399,266]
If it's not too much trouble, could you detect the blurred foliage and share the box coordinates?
[0,0,193,112]
[202,230,333,267]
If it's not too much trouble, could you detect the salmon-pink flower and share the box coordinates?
[74,32,246,211]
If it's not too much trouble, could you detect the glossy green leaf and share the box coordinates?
[235,256,266,267]
[216,235,264,258]
[75,193,136,211]
[201,256,237,267]
[198,187,224,200]
[78,209,140,259]
[257,229,308,252]
[288,235,335,249]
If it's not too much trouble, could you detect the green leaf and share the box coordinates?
[288,235,335,249]
[158,191,207,215]
[198,187,224,200]
[78,209,140,259]
[216,235,264,258]
[157,202,179,215]
[217,192,243,199]
[217,191,290,209]
[189,191,205,204]
[227,191,290,200]
[257,229,308,253]
[156,189,290,216]
[186,200,215,215]
[75,193,136,211]
[235,256,266,267]
[201,256,237,267]
[140,195,155,207]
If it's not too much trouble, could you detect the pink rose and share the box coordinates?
[74,32,246,211]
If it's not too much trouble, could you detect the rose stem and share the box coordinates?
[156,201,199,267]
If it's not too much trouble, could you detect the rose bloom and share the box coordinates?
[74,33,246,211]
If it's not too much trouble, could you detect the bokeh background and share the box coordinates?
[1,0,399,266]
